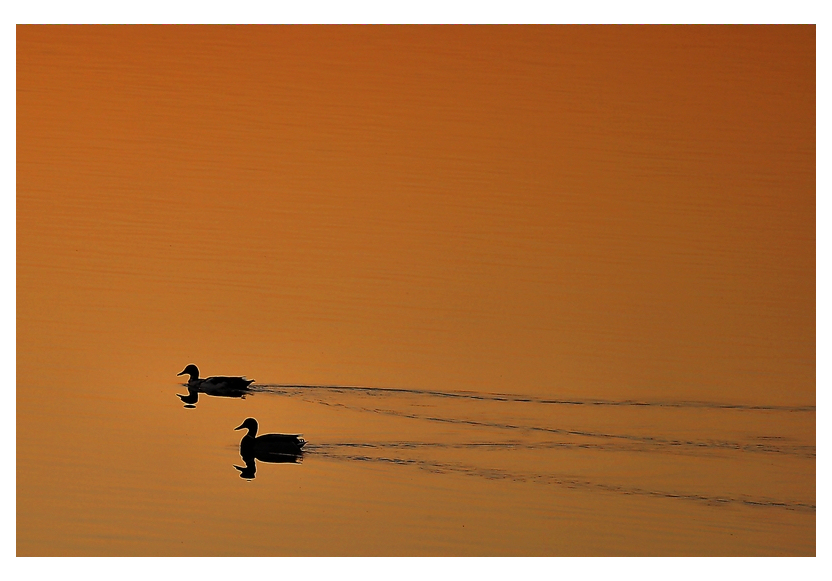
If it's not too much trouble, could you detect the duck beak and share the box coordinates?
[234,422,246,431]
[177,369,187,376]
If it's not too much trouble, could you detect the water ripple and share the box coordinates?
[309,448,816,514]
[254,383,815,413]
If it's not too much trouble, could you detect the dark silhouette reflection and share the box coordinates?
[177,387,199,407]
[233,418,305,480]
[234,449,303,479]
[176,384,252,408]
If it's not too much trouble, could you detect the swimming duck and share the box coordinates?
[234,417,306,455]
[177,364,254,392]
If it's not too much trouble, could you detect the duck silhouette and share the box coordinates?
[234,417,306,456]
[177,364,254,392]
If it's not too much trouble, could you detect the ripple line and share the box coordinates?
[255,383,814,413]
[301,398,816,459]
[310,449,816,514]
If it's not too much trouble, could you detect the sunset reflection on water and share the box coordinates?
[17,25,814,556]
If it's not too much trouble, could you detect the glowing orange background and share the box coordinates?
[17,25,815,556]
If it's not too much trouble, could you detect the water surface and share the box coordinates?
[17,25,815,556]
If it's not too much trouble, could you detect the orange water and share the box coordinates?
[17,25,815,556]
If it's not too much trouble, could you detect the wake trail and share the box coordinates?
[253,383,815,413]
[303,399,815,459]
[308,448,816,514]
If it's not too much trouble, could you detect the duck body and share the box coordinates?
[178,364,254,393]
[235,417,306,455]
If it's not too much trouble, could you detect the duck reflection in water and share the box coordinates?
[176,364,255,408]
[233,418,305,480]
[176,385,253,408]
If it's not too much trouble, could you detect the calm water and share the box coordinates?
[17,26,815,556]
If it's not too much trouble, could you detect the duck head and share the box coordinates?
[235,417,259,438]
[177,364,200,382]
